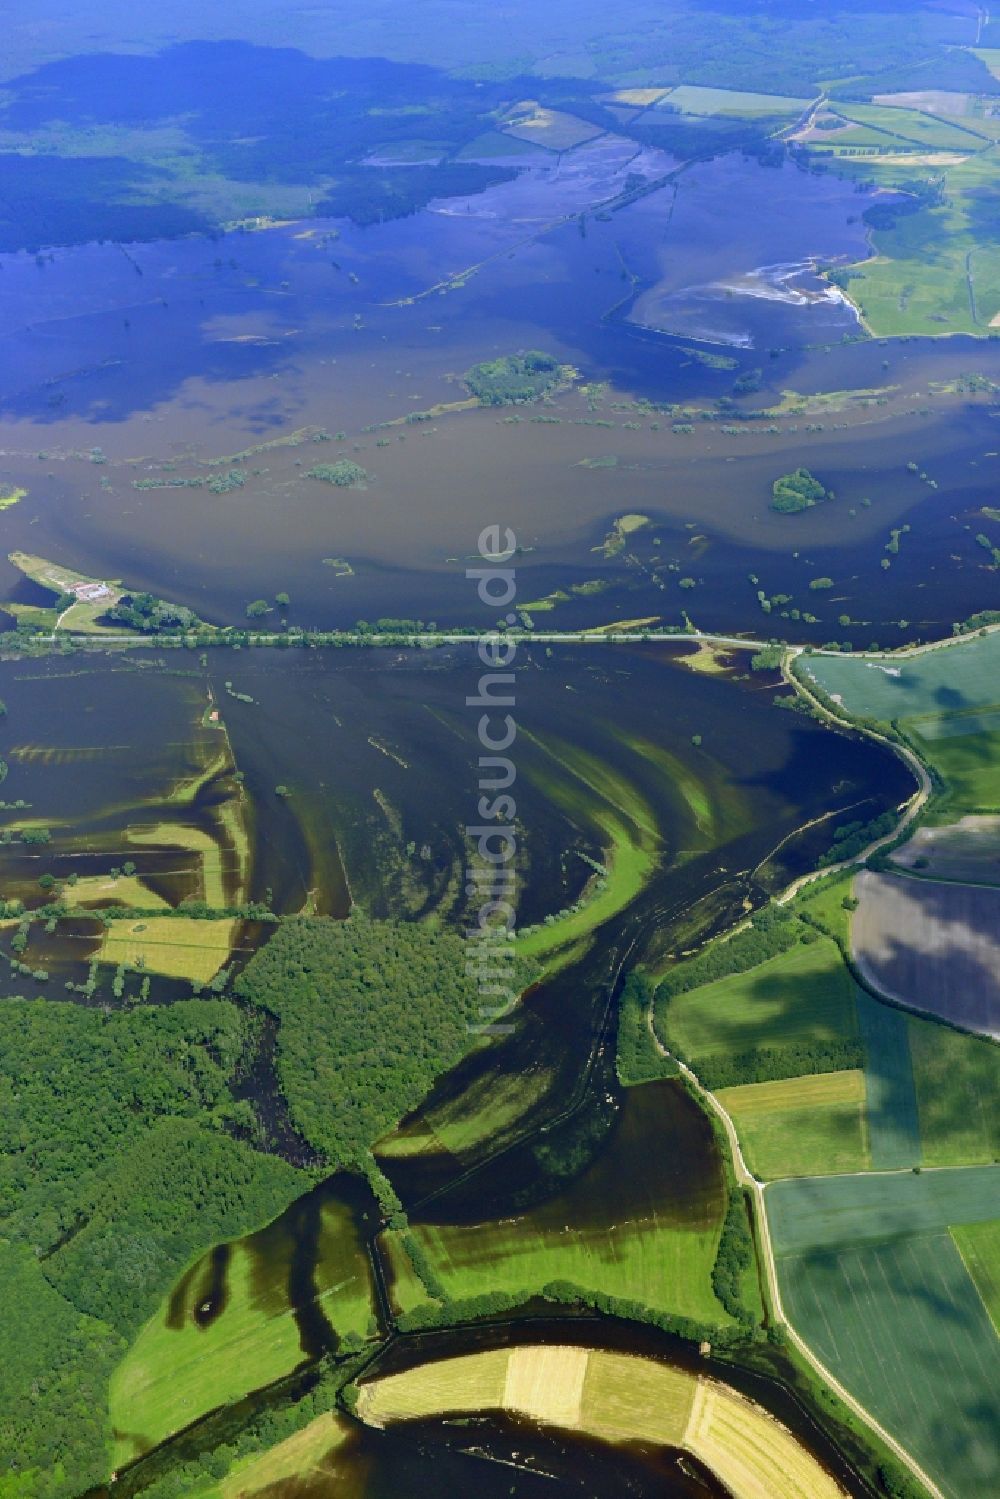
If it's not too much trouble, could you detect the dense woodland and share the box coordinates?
[107,591,201,634]
[616,970,679,1086]
[235,916,535,1165]
[0,1240,123,1499]
[0,999,305,1498]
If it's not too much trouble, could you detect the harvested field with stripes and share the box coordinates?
[357,1345,847,1498]
[852,870,1000,1038]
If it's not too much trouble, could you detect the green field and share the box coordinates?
[830,101,989,149]
[397,1211,727,1325]
[767,1166,1000,1255]
[666,935,858,1063]
[814,144,1000,335]
[856,993,921,1169]
[909,725,1000,812]
[110,1189,377,1464]
[718,1070,868,1179]
[953,1220,1000,1333]
[661,85,810,116]
[388,1081,737,1330]
[909,1019,1000,1166]
[803,637,1000,811]
[778,1231,1000,1499]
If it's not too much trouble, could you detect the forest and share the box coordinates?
[235,915,535,1164]
[0,999,306,1498]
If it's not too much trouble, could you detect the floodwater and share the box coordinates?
[0,119,954,1497]
[3,144,1000,639]
[3,642,913,1496]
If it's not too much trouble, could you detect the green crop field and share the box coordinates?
[778,1232,1000,1499]
[718,1070,868,1179]
[910,726,1000,813]
[815,146,1000,335]
[767,1166,1000,1256]
[831,101,989,150]
[661,85,810,117]
[666,935,858,1061]
[909,1020,1000,1166]
[856,993,921,1169]
[396,1212,729,1324]
[110,1194,377,1464]
[953,1220,1000,1333]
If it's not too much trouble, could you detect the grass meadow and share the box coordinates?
[397,1210,728,1325]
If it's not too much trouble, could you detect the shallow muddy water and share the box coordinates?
[3,145,1000,639]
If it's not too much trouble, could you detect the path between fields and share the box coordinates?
[646,1014,946,1499]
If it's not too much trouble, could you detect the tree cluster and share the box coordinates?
[235,916,534,1167]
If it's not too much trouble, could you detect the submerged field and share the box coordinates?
[384,1080,738,1328]
[110,1176,378,1464]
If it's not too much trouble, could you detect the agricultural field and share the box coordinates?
[770,1170,1000,1495]
[767,1166,1000,1255]
[792,77,1000,335]
[909,725,1000,814]
[908,1017,1000,1166]
[502,103,602,151]
[891,814,1000,884]
[387,1207,726,1323]
[829,101,989,150]
[953,1220,1000,1333]
[383,1080,735,1328]
[665,934,860,1073]
[216,1411,353,1498]
[852,869,1000,1038]
[778,1230,1000,1499]
[110,1184,378,1463]
[855,992,921,1170]
[717,1070,868,1180]
[659,85,810,117]
[357,1345,846,1499]
[804,636,1000,813]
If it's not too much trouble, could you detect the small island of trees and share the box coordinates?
[464,351,573,406]
[771,468,828,514]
